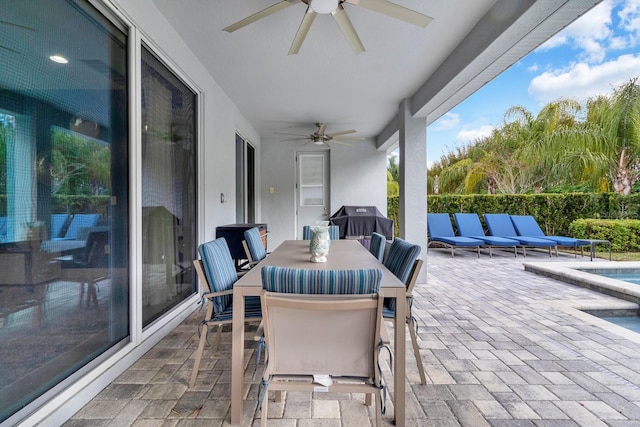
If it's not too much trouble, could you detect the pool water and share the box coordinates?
[600,316,640,334]
[597,272,640,286]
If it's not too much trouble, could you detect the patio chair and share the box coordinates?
[453,213,518,257]
[427,213,482,257]
[242,226,268,267]
[59,229,109,310]
[259,265,385,427]
[484,213,557,257]
[302,224,340,240]
[53,213,100,240]
[369,232,386,262]
[383,238,427,385]
[189,238,262,387]
[510,215,589,257]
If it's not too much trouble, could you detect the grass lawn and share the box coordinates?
[609,252,640,261]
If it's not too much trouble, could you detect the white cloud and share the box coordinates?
[456,125,494,144]
[619,0,640,45]
[528,54,640,104]
[536,0,640,64]
[432,112,460,131]
[527,63,539,73]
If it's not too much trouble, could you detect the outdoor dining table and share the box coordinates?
[230,239,408,425]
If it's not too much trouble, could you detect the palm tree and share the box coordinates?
[530,78,640,194]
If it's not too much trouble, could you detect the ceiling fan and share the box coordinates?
[276,123,364,148]
[223,0,432,55]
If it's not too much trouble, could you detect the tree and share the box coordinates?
[530,79,640,194]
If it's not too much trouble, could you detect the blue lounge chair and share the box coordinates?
[427,213,482,257]
[453,213,518,257]
[484,213,557,257]
[510,215,589,257]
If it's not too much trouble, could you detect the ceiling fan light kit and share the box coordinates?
[223,0,432,54]
[310,0,339,14]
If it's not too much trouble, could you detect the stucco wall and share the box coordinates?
[261,137,387,250]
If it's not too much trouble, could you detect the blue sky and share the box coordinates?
[426,0,640,168]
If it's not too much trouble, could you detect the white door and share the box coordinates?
[296,151,330,238]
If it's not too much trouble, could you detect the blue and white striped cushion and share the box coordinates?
[302,225,312,240]
[369,232,386,262]
[303,225,340,240]
[261,266,382,294]
[199,238,238,313]
[244,227,267,262]
[383,238,421,285]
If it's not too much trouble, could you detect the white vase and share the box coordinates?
[309,225,330,263]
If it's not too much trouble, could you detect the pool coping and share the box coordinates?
[523,261,640,304]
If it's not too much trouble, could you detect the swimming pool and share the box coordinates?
[595,271,640,286]
[523,261,640,303]
[524,261,640,335]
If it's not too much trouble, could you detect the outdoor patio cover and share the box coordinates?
[330,206,394,240]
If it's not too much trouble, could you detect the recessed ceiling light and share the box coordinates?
[49,55,68,64]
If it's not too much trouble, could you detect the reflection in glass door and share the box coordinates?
[141,46,197,326]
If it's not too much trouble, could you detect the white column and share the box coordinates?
[398,99,427,261]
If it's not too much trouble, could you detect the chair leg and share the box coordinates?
[190,304,213,387]
[88,282,99,312]
[408,319,427,385]
[365,393,372,406]
[213,324,223,351]
[190,325,208,387]
[374,390,382,427]
[261,394,268,427]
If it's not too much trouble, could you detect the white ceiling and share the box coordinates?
[151,0,601,147]
[0,1,600,146]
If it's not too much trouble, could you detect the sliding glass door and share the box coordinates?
[140,46,197,326]
[0,0,129,422]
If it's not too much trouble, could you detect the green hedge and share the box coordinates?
[569,219,640,252]
[0,195,109,217]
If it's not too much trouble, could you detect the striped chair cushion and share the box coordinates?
[383,238,421,285]
[244,227,266,262]
[302,225,340,240]
[198,238,238,314]
[328,225,340,240]
[369,232,386,262]
[302,225,312,240]
[261,266,382,294]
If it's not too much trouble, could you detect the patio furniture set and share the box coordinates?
[189,227,424,425]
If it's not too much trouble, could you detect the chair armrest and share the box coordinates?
[202,288,234,300]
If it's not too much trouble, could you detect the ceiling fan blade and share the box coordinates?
[346,0,432,27]
[280,137,311,142]
[330,140,353,146]
[274,132,311,137]
[333,136,365,141]
[288,7,317,55]
[332,5,365,54]
[223,0,299,32]
[317,123,327,135]
[326,129,356,137]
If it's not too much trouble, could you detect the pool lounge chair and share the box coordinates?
[484,213,557,257]
[453,213,518,257]
[427,213,482,257]
[510,215,589,257]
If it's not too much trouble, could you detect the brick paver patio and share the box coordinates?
[65,246,640,426]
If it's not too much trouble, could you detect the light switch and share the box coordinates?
[269,186,275,194]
